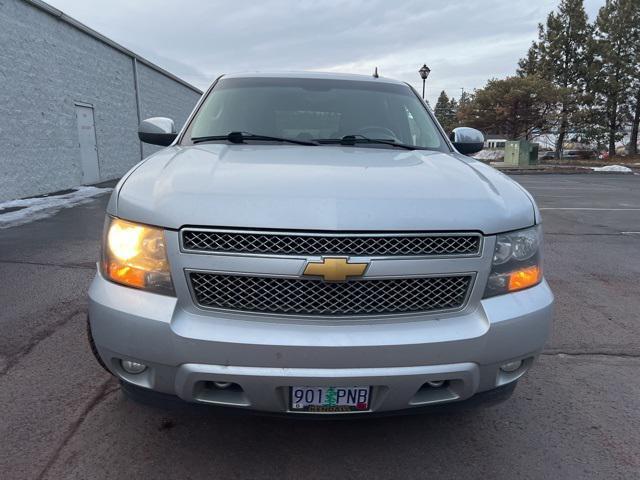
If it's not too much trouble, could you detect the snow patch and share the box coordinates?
[0,186,112,229]
[472,150,504,161]
[589,165,633,173]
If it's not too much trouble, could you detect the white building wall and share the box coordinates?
[137,62,202,159]
[0,0,202,202]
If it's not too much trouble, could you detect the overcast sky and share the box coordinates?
[48,0,603,104]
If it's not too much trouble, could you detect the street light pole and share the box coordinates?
[418,64,431,101]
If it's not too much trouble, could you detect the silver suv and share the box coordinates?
[88,72,553,415]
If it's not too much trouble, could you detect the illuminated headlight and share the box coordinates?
[101,217,174,295]
[483,225,542,298]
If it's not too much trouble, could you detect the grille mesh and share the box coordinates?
[182,230,481,257]
[189,273,472,316]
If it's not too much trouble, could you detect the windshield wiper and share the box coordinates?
[191,131,318,146]
[316,135,421,150]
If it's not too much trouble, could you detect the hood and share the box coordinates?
[114,144,536,235]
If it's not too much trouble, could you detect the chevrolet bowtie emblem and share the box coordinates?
[303,257,368,282]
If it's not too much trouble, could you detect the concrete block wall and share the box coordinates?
[137,62,202,158]
[0,0,202,202]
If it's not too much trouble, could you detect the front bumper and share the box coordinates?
[118,378,518,417]
[88,272,553,414]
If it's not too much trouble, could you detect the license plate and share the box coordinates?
[290,386,371,413]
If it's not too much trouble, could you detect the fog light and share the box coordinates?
[500,360,523,373]
[121,359,147,374]
[426,380,445,388]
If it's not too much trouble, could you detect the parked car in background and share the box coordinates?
[88,72,553,415]
[563,149,595,160]
[541,150,599,161]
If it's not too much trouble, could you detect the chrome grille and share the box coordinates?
[182,229,481,257]
[189,273,473,316]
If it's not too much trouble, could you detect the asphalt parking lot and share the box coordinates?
[1,173,639,479]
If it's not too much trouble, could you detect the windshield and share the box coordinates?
[184,77,449,151]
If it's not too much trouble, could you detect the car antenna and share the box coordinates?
[373,67,379,78]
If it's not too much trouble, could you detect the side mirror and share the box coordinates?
[138,117,177,146]
[450,127,485,155]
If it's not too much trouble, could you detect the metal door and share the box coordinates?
[75,104,100,184]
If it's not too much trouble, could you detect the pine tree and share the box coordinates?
[520,0,591,157]
[630,88,640,155]
[434,90,450,122]
[517,25,544,76]
[449,97,459,129]
[457,76,560,140]
[623,1,640,155]
[590,0,637,156]
[434,91,457,133]
[458,90,472,108]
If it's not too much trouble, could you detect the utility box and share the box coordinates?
[504,140,539,166]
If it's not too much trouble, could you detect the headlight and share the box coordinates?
[483,225,542,298]
[101,217,174,295]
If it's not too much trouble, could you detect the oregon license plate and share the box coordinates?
[290,386,371,413]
